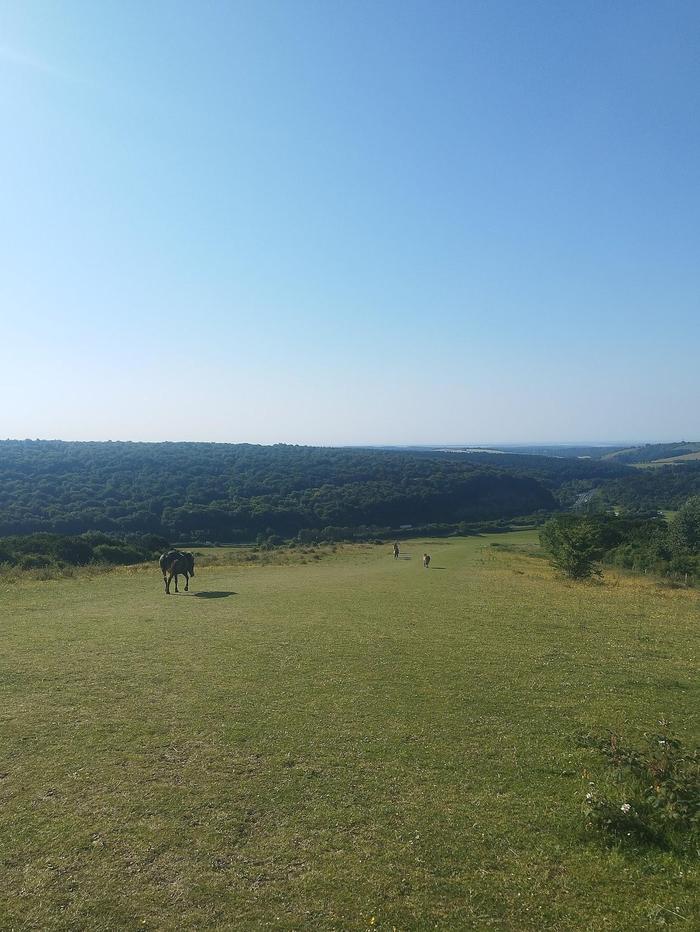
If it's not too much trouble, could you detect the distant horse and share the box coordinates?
[159,550,195,595]
[423,553,431,568]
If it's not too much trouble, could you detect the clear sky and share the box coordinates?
[1,1,698,445]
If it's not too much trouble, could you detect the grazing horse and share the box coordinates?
[423,553,431,568]
[159,550,195,595]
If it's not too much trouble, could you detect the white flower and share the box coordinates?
[620,803,631,814]
[585,792,594,801]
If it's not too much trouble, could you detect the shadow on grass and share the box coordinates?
[191,591,237,599]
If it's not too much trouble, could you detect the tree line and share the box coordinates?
[0,532,170,571]
[0,440,557,540]
[540,497,700,582]
[596,463,700,511]
[2,440,699,546]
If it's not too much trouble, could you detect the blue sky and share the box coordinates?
[1,1,698,444]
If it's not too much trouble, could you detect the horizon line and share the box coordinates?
[2,437,694,448]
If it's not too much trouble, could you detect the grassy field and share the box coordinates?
[646,453,700,466]
[1,533,698,930]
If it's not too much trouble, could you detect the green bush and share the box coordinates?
[92,544,145,565]
[0,532,172,571]
[539,516,604,579]
[19,554,52,569]
[55,538,94,565]
[581,729,699,851]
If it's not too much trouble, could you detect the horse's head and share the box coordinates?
[185,551,195,576]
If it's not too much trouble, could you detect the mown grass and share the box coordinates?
[1,533,698,930]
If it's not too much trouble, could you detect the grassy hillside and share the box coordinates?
[647,451,700,466]
[1,535,697,930]
[603,442,700,465]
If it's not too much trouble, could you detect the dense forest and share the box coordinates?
[596,462,700,511]
[433,450,700,511]
[0,441,556,541]
[423,451,631,507]
[1,441,699,544]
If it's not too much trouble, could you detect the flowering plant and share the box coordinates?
[580,727,699,850]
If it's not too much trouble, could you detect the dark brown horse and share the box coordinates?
[159,550,195,595]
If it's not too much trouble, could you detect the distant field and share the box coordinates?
[604,442,700,468]
[651,452,700,465]
[2,534,698,930]
[631,454,700,469]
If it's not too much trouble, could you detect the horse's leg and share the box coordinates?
[174,573,179,593]
[165,571,171,594]
[184,572,189,592]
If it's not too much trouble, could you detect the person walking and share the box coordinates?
[393,542,400,559]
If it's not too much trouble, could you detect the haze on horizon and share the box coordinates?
[2,1,698,447]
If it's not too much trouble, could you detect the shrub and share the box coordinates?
[55,538,94,566]
[129,533,170,555]
[581,728,699,851]
[19,554,52,569]
[92,544,145,565]
[540,516,604,579]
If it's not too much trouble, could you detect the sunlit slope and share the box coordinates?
[647,451,700,466]
[1,535,697,931]
[603,441,700,466]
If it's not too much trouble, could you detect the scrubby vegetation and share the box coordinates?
[0,531,170,571]
[539,498,700,582]
[581,728,699,853]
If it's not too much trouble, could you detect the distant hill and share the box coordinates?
[597,461,700,511]
[420,444,630,459]
[0,440,556,540]
[435,442,700,464]
[3,440,699,540]
[652,451,700,465]
[602,442,700,466]
[468,444,630,459]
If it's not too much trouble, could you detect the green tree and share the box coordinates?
[539,516,604,579]
[667,496,700,580]
[668,496,700,555]
[92,544,144,565]
[54,538,94,565]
